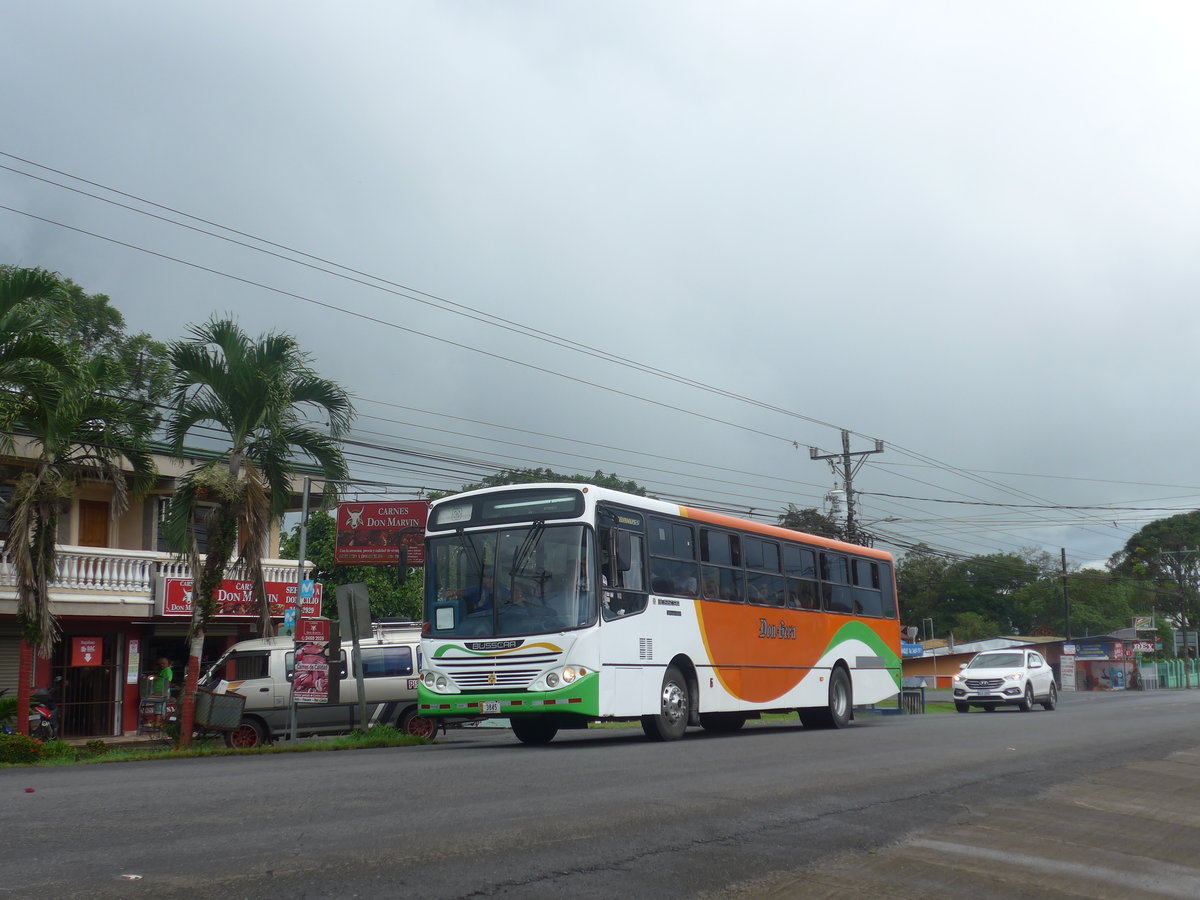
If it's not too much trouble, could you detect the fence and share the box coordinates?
[1156,659,1200,689]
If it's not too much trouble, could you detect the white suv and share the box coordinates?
[952,648,1057,713]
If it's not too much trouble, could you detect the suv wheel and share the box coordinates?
[1041,683,1058,711]
[1018,684,1034,712]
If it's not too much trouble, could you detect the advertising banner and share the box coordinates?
[1060,656,1076,691]
[334,500,428,566]
[158,577,322,618]
[294,618,331,704]
[1074,642,1109,660]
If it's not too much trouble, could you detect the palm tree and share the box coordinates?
[0,266,77,448]
[6,354,157,732]
[163,318,352,746]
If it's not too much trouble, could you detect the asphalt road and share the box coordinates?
[4,688,1200,899]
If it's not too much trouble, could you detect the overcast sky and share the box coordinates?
[4,2,1199,570]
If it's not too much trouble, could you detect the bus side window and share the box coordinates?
[700,530,743,603]
[820,552,853,614]
[878,562,896,618]
[851,559,883,617]
[603,531,649,619]
[649,518,698,597]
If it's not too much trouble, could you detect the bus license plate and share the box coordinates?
[482,701,501,714]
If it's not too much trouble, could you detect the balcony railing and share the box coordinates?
[0,544,309,598]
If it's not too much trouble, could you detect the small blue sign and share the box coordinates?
[284,607,297,628]
[901,642,925,659]
[300,580,315,600]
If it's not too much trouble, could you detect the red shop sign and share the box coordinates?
[72,637,103,667]
[159,577,322,618]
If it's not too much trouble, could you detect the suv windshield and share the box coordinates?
[968,652,1024,669]
[426,523,596,637]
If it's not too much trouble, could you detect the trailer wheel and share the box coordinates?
[225,718,267,749]
[399,707,438,739]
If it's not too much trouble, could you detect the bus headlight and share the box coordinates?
[535,666,589,691]
[423,672,449,692]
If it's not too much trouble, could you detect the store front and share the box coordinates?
[32,619,255,738]
[1066,635,1157,691]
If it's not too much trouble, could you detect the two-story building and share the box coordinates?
[0,437,318,738]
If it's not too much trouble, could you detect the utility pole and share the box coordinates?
[1061,548,1071,641]
[809,429,884,545]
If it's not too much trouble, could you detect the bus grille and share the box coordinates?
[440,649,560,691]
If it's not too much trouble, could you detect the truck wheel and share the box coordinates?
[225,718,267,749]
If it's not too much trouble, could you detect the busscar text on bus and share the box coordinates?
[417,483,902,744]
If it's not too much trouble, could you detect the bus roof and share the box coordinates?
[429,482,893,562]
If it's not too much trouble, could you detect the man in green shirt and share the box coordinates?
[148,657,172,725]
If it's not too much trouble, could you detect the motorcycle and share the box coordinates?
[29,687,57,741]
[0,687,56,739]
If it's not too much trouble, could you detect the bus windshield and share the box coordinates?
[426,523,596,637]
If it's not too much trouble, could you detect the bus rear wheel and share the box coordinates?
[699,712,747,733]
[799,667,853,729]
[642,665,690,741]
[510,717,558,745]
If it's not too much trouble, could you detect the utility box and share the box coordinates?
[195,689,246,731]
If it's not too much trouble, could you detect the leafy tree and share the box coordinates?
[777,504,842,540]
[0,266,77,443]
[51,279,172,425]
[896,544,951,634]
[6,354,156,732]
[936,552,1044,635]
[1110,511,1200,668]
[163,317,353,745]
[948,611,1000,644]
[281,511,422,622]
[1012,569,1140,638]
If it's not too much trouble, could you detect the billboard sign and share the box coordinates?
[158,577,322,618]
[334,500,428,566]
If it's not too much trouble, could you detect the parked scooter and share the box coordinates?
[29,687,57,741]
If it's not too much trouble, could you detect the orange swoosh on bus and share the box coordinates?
[694,601,899,703]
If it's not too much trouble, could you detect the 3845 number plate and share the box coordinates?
[481,701,502,714]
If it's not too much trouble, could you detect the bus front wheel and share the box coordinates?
[510,717,558,745]
[642,665,690,741]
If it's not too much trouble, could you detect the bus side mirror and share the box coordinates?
[617,532,633,572]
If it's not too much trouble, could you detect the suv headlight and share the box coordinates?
[1004,672,1024,682]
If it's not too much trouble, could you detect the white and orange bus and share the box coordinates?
[418,483,901,743]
